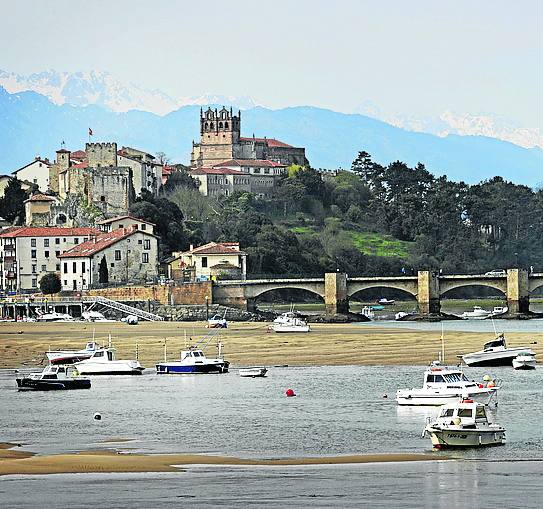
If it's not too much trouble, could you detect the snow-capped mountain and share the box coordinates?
[356,102,543,150]
[0,69,259,115]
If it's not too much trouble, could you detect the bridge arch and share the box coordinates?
[247,284,325,301]
[347,282,417,298]
[439,280,507,297]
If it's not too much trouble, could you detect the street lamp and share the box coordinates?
[205,296,209,321]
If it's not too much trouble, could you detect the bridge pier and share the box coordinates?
[507,269,530,315]
[417,271,440,316]
[325,272,349,316]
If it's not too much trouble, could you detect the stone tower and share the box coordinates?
[86,142,118,168]
[48,148,71,194]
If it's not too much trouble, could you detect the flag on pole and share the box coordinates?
[88,127,93,136]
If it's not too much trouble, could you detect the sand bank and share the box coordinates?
[0,444,443,476]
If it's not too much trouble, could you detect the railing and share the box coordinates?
[92,296,164,321]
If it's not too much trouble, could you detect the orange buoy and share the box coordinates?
[285,388,296,397]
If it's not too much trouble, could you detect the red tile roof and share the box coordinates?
[214,159,287,168]
[25,193,56,202]
[58,228,138,258]
[72,161,88,169]
[0,227,98,238]
[71,150,87,160]
[188,242,245,255]
[239,137,293,148]
[190,167,245,175]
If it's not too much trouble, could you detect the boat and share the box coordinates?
[271,316,310,333]
[512,351,536,370]
[422,398,506,449]
[395,311,416,321]
[82,310,116,322]
[74,346,144,375]
[460,306,491,320]
[208,313,227,328]
[461,334,536,367]
[121,315,139,325]
[490,306,508,317]
[16,365,91,391]
[239,367,268,377]
[156,330,229,374]
[396,361,499,406]
[361,306,375,319]
[35,311,75,322]
[377,298,395,305]
[46,341,100,365]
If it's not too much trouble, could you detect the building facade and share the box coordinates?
[0,227,99,292]
[190,168,251,197]
[12,157,51,192]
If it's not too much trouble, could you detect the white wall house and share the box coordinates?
[0,227,99,292]
[97,215,155,235]
[12,157,52,192]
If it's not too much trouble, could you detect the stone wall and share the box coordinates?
[90,166,133,217]
[170,282,212,305]
[86,142,118,167]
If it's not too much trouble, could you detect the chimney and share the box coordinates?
[190,244,194,252]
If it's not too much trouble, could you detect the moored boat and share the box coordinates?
[207,313,228,328]
[422,399,506,449]
[36,311,75,322]
[46,341,99,365]
[461,334,536,367]
[74,347,144,375]
[16,365,91,391]
[461,306,491,320]
[271,311,310,333]
[512,351,536,370]
[82,310,116,322]
[239,367,268,377]
[377,298,395,305]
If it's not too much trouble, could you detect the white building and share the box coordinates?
[0,227,99,292]
[118,147,162,197]
[97,215,155,234]
[58,226,159,290]
[12,157,52,192]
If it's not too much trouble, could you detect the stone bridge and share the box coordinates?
[212,269,542,317]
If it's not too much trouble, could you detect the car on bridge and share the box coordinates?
[484,269,506,277]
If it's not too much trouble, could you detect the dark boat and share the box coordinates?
[16,365,91,391]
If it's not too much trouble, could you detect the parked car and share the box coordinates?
[485,269,506,277]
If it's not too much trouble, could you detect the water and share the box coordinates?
[1,333,543,507]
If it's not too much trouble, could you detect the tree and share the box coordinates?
[0,178,28,224]
[39,273,61,294]
[99,255,109,284]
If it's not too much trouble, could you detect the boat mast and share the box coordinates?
[164,338,167,362]
[440,323,445,364]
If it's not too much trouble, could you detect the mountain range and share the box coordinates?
[1,73,543,187]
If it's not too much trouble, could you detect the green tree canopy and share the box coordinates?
[39,273,61,294]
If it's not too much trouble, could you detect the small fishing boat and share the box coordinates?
[74,345,144,375]
[460,306,491,320]
[461,334,536,367]
[208,313,227,328]
[377,298,395,305]
[82,310,115,322]
[16,365,91,391]
[46,341,100,365]
[490,306,508,317]
[36,311,75,322]
[422,399,506,449]
[271,311,310,333]
[156,330,229,374]
[361,306,375,319]
[396,361,499,406]
[239,367,268,378]
[512,351,536,370]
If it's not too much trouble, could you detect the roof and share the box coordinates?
[12,158,52,175]
[0,227,98,238]
[239,137,293,148]
[59,227,154,258]
[72,161,88,169]
[190,167,245,175]
[25,193,56,202]
[71,150,87,160]
[186,242,245,256]
[96,215,156,226]
[56,148,70,154]
[214,159,287,168]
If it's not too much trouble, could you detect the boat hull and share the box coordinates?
[463,354,520,367]
[427,427,506,448]
[47,353,94,365]
[239,368,268,377]
[156,362,229,374]
[512,360,536,370]
[16,378,91,391]
[397,389,497,406]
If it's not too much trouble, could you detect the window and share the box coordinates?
[56,251,60,257]
[32,278,37,288]
[64,280,67,286]
[83,279,87,286]
[118,224,124,229]
[201,257,208,268]
[142,252,149,263]
[55,238,60,245]
[94,351,104,357]
[63,263,68,274]
[74,238,79,244]
[56,264,61,271]
[31,250,37,259]
[100,195,106,202]
[72,262,77,273]
[41,265,46,271]
[141,224,146,231]
[115,250,121,261]
[144,239,151,250]
[82,262,86,273]
[111,263,115,268]
[73,281,77,290]
[31,238,36,247]
[32,264,36,274]
[44,239,49,247]
[44,251,49,258]
[138,239,142,244]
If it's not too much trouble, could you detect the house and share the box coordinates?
[12,157,51,192]
[97,215,155,235]
[117,146,162,196]
[167,242,246,281]
[58,226,159,290]
[24,193,58,226]
[214,159,286,177]
[190,167,251,197]
[0,227,99,292]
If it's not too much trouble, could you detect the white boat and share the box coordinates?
[461,334,536,367]
[377,298,395,305]
[121,315,139,325]
[491,306,508,317]
[361,306,375,319]
[46,341,100,365]
[396,362,499,406]
[74,347,144,375]
[512,351,536,370]
[208,313,227,328]
[82,310,116,322]
[395,311,415,321]
[36,311,75,322]
[461,306,491,320]
[271,311,310,333]
[239,367,268,377]
[422,399,506,449]
[16,365,91,391]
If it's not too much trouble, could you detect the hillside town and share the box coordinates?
[0,107,306,293]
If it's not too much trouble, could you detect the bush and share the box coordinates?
[39,273,61,294]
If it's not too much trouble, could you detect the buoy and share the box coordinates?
[93,412,102,421]
[382,394,388,398]
[285,388,296,397]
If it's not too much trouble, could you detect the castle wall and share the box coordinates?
[90,167,133,217]
[86,142,118,167]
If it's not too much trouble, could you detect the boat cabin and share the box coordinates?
[437,401,490,427]
[180,349,207,362]
[89,349,116,361]
[483,335,506,351]
[424,366,477,389]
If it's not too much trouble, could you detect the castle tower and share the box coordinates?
[48,147,71,194]
[86,142,118,168]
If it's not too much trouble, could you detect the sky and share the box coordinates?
[1,0,542,126]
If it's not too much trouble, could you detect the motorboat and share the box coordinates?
[121,315,139,325]
[395,311,416,321]
[74,347,144,375]
[36,311,75,322]
[461,334,536,367]
[156,330,229,374]
[82,310,115,322]
[512,351,536,370]
[396,361,499,406]
[16,365,91,391]
[239,367,268,377]
[46,341,100,365]
[491,306,508,317]
[208,313,227,328]
[460,306,491,320]
[377,298,395,305]
[422,399,506,449]
[361,306,375,319]
[271,316,310,333]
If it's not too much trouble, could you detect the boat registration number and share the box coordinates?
[447,433,468,439]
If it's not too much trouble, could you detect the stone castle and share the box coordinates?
[190,107,307,168]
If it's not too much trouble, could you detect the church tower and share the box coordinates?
[200,106,240,146]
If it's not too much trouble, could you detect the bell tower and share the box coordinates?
[200,106,240,146]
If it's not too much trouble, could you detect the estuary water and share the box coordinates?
[1,324,543,507]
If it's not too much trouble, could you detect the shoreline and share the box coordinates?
[0,443,444,476]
